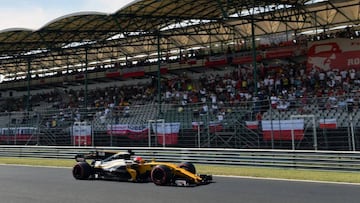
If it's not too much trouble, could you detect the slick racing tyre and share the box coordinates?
[151,165,172,186]
[178,162,196,174]
[72,162,93,180]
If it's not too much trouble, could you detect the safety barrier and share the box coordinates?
[0,145,360,172]
[1,97,359,150]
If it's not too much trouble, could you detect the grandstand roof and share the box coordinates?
[0,0,359,79]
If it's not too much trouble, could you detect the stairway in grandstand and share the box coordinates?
[93,103,158,128]
[37,110,73,145]
[262,105,360,129]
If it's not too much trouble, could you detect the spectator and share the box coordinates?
[123,106,130,117]
[200,102,208,115]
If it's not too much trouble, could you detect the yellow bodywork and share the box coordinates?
[126,160,203,184]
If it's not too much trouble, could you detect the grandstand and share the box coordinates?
[0,0,359,150]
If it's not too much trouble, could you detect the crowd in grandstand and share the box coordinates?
[0,26,359,127]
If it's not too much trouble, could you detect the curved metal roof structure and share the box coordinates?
[0,0,359,80]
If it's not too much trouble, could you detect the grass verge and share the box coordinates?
[197,165,360,184]
[1,157,360,184]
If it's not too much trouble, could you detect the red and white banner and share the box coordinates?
[192,121,204,131]
[319,118,337,129]
[152,122,180,145]
[107,124,148,140]
[120,66,145,78]
[209,121,223,133]
[245,121,259,130]
[261,119,304,141]
[205,55,227,67]
[105,71,120,78]
[158,62,169,75]
[307,38,360,71]
[180,57,197,65]
[232,51,262,64]
[72,122,92,146]
[264,45,306,59]
[127,124,148,140]
[0,127,36,142]
[107,124,128,135]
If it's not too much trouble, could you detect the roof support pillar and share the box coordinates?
[251,17,258,95]
[84,47,88,108]
[157,32,162,117]
[26,58,31,111]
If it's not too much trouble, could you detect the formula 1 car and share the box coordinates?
[72,150,212,186]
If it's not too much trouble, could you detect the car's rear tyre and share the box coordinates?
[178,162,196,174]
[72,162,93,180]
[151,165,172,186]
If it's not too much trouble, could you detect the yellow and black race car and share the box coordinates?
[72,150,212,186]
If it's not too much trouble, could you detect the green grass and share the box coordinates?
[0,157,74,167]
[1,157,360,184]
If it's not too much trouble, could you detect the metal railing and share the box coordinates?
[0,97,359,151]
[1,145,360,172]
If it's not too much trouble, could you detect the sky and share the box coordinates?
[0,0,135,30]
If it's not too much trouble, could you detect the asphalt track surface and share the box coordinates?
[0,165,359,203]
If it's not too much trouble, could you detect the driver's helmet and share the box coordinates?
[133,156,144,163]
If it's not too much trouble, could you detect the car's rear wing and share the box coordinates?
[75,151,117,162]
[75,150,135,162]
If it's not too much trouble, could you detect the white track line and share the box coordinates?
[2,163,360,186]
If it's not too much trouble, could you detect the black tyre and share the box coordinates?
[72,162,93,180]
[178,162,196,174]
[151,165,172,186]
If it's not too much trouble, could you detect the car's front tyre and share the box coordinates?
[151,165,172,186]
[72,162,93,180]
